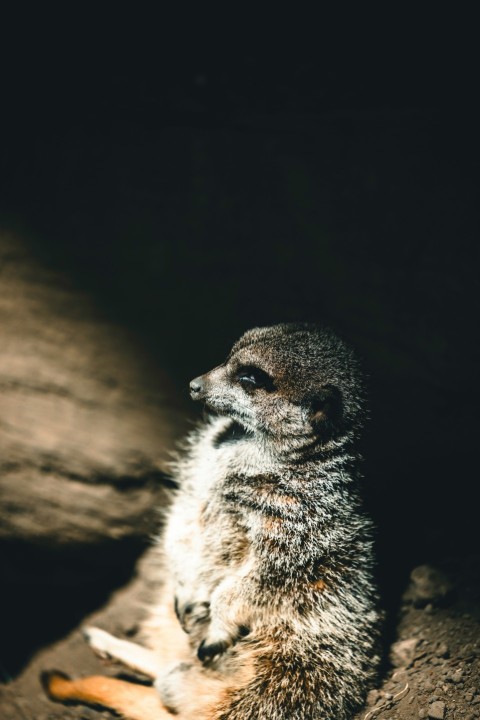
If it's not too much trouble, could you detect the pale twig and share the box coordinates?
[363,674,410,720]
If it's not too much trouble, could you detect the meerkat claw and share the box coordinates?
[197,638,230,663]
[175,599,210,634]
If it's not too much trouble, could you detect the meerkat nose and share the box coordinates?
[190,376,205,400]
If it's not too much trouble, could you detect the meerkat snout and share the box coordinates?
[190,368,224,401]
[189,376,206,400]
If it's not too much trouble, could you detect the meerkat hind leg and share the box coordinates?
[83,626,161,679]
[41,670,173,720]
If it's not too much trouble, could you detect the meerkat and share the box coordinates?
[42,323,382,720]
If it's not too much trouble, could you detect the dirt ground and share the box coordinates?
[0,550,478,720]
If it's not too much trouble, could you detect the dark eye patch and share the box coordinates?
[236,365,276,392]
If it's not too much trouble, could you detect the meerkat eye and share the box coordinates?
[236,366,275,391]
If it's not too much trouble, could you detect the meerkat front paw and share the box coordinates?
[174,597,210,634]
[197,625,249,663]
[197,636,231,663]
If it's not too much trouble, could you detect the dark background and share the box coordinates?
[1,10,479,652]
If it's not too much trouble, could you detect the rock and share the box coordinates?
[390,637,419,667]
[459,644,475,659]
[428,700,446,719]
[452,670,464,684]
[366,689,379,706]
[0,234,186,568]
[436,643,450,658]
[404,565,454,607]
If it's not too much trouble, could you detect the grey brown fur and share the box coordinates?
[44,323,382,719]
[154,323,381,718]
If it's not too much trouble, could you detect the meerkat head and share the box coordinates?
[189,323,365,448]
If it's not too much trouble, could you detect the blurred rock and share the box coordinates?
[428,700,445,719]
[403,565,454,608]
[436,642,450,658]
[390,637,419,667]
[0,233,186,550]
[450,670,464,684]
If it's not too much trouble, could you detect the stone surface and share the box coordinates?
[451,670,464,684]
[0,233,186,550]
[436,643,450,658]
[404,565,454,607]
[428,700,446,719]
[390,637,419,667]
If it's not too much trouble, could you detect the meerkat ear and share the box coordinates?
[309,385,343,431]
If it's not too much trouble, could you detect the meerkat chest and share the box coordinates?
[180,424,271,563]
[189,419,270,499]
[164,424,246,547]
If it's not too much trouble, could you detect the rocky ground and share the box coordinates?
[0,549,157,720]
[357,560,480,720]
[0,553,478,720]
